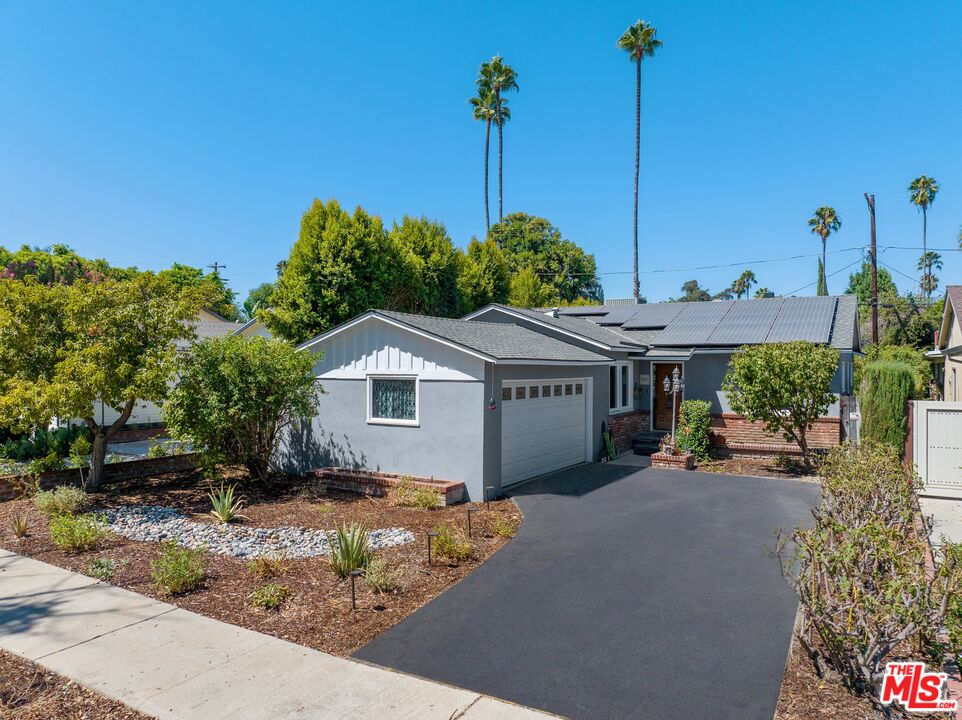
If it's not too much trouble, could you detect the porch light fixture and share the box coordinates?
[662,367,686,448]
[349,569,362,611]
[487,396,497,410]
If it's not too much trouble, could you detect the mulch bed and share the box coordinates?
[0,649,150,719]
[0,467,521,657]
[696,455,819,481]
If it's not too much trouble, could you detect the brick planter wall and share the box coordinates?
[650,452,694,470]
[608,410,649,452]
[0,452,202,502]
[110,426,167,443]
[306,467,465,506]
[709,412,841,457]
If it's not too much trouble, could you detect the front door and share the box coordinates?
[653,363,683,431]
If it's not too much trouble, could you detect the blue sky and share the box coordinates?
[1,1,960,304]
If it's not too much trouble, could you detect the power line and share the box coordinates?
[783,256,866,296]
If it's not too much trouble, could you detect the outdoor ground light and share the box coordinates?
[427,531,438,565]
[466,507,478,537]
[485,486,495,511]
[349,569,362,611]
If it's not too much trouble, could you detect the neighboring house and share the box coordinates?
[233,315,273,339]
[279,295,859,500]
[929,286,962,401]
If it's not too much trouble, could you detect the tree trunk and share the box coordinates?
[496,88,503,223]
[922,207,928,298]
[88,431,109,490]
[798,429,811,469]
[822,237,827,293]
[484,119,491,232]
[632,56,641,301]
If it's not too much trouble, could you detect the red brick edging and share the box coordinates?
[306,467,465,506]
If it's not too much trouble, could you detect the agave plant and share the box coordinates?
[11,514,28,539]
[327,522,372,578]
[208,482,248,524]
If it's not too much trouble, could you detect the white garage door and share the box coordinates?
[501,379,588,488]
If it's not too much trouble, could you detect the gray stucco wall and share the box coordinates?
[278,377,487,500]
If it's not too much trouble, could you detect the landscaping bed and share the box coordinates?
[0,467,522,656]
[695,454,818,481]
[0,649,151,719]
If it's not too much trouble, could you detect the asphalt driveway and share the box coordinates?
[355,463,818,720]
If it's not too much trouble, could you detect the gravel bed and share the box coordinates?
[103,505,415,559]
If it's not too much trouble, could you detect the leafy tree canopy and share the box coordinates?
[488,213,602,304]
[457,237,509,312]
[845,262,898,304]
[387,216,463,317]
[159,263,239,321]
[674,279,712,302]
[163,335,320,481]
[242,282,276,322]
[508,266,553,308]
[0,244,135,284]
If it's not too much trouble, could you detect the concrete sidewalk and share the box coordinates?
[0,549,559,719]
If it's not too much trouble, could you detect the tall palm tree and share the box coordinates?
[478,56,518,224]
[732,269,757,299]
[469,90,507,232]
[617,20,662,302]
[908,175,939,296]
[917,250,943,299]
[808,207,841,296]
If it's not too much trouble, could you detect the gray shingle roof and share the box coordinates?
[830,295,858,350]
[375,310,609,362]
[480,306,645,350]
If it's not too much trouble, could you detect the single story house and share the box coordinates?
[928,286,962,401]
[280,295,859,501]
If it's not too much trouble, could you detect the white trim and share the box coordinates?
[367,374,420,427]
[649,360,686,432]
[464,305,616,351]
[319,368,480,381]
[608,361,632,413]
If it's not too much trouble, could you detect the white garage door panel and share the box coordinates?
[501,380,587,487]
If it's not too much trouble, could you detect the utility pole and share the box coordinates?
[864,193,878,345]
[207,262,227,276]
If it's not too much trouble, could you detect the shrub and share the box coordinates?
[0,426,89,463]
[776,443,961,694]
[84,557,118,581]
[33,485,88,517]
[327,522,372,578]
[11,514,28,539]
[151,541,207,594]
[860,361,914,455]
[247,555,289,579]
[248,583,290,609]
[26,452,66,477]
[49,513,109,553]
[208,482,248,524]
[491,516,519,539]
[432,524,472,563]
[390,477,441,510]
[364,557,403,594]
[855,344,933,399]
[146,437,168,459]
[675,399,712,460]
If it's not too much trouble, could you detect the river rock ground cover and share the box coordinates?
[0,467,522,655]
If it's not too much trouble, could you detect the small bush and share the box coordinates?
[390,477,442,509]
[49,513,109,553]
[208,482,248,524]
[33,485,88,517]
[84,557,118,581]
[151,541,207,594]
[675,399,712,460]
[248,583,290,609]
[11,514,28,539]
[26,452,66,477]
[146,437,167,459]
[327,522,372,578]
[432,524,472,563]
[247,555,289,579]
[364,557,403,594]
[491,516,519,538]
[314,502,334,515]
[860,361,914,454]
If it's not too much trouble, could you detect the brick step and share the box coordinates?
[631,431,667,456]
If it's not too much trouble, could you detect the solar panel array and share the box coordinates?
[766,296,837,343]
[649,301,736,346]
[557,306,609,316]
[592,306,651,326]
[704,297,783,345]
[620,304,685,329]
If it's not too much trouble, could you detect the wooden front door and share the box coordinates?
[653,363,683,431]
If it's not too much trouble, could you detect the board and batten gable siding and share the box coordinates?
[278,316,489,500]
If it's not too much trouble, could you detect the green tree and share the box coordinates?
[508,267,553,308]
[722,341,839,466]
[917,250,942,299]
[754,287,771,298]
[0,244,132,284]
[242,282,276,321]
[159,263,239,321]
[261,199,394,344]
[387,216,462,317]
[860,361,914,454]
[908,175,939,298]
[469,90,509,232]
[163,335,319,481]
[675,279,712,302]
[816,258,827,296]
[731,269,757,299]
[488,213,601,303]
[883,296,943,349]
[0,275,202,488]
[855,345,932,399]
[617,19,662,302]
[845,262,898,304]
[477,56,519,223]
[457,237,510,312]
[808,207,841,296]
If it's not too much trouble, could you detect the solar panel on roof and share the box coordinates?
[557,306,609,316]
[592,306,649,325]
[704,298,784,345]
[621,304,685,329]
[649,302,735,346]
[765,296,837,343]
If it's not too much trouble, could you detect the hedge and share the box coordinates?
[860,361,914,454]
[676,399,712,460]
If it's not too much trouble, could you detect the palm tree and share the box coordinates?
[917,250,943,299]
[754,286,771,298]
[469,91,508,232]
[732,269,757,299]
[808,207,841,296]
[908,175,939,296]
[617,20,662,302]
[477,56,518,224]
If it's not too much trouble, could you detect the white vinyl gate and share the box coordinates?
[500,378,589,488]
[913,401,962,498]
